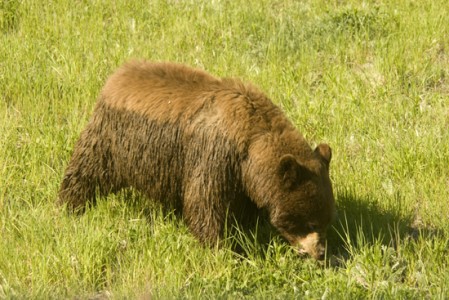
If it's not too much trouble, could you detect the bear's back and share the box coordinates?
[100,61,224,119]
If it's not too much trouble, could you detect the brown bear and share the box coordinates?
[58,61,336,260]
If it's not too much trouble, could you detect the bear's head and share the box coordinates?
[270,143,336,260]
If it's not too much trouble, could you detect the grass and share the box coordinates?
[1,0,448,298]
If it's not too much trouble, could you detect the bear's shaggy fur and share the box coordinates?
[58,61,336,259]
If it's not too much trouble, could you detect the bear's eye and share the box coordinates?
[308,224,318,232]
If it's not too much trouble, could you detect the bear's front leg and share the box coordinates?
[182,175,228,247]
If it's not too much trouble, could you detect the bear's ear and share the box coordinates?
[278,154,308,189]
[314,143,332,167]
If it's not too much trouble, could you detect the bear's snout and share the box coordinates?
[295,232,326,260]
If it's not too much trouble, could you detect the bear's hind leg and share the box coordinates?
[58,130,117,212]
[58,165,96,212]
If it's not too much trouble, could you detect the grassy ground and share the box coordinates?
[1,0,448,298]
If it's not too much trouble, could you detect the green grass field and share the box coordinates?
[1,0,448,298]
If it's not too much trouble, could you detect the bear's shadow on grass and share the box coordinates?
[325,189,444,262]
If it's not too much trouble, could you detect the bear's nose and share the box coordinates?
[315,245,326,260]
[316,250,325,260]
